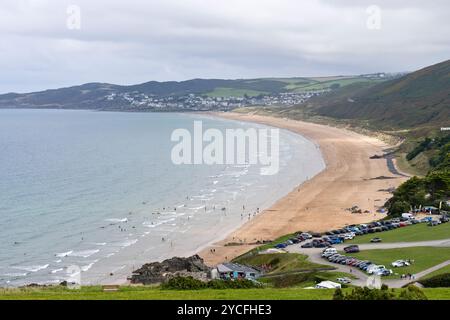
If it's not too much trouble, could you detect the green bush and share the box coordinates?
[161,276,206,290]
[419,273,450,288]
[161,276,261,290]
[333,285,428,300]
[398,285,428,300]
[207,279,260,289]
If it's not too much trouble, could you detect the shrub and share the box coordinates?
[333,288,344,300]
[333,285,428,300]
[338,287,395,300]
[207,279,261,289]
[398,285,428,300]
[161,276,261,290]
[419,273,450,288]
[161,276,205,290]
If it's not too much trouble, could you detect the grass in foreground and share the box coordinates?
[0,286,448,300]
[0,286,333,300]
[349,247,450,279]
[347,222,450,244]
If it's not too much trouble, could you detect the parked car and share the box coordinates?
[376,268,393,276]
[370,237,382,243]
[323,247,337,254]
[391,260,410,267]
[440,217,449,223]
[301,242,313,248]
[428,221,440,227]
[344,245,360,253]
[275,243,287,249]
[337,277,352,284]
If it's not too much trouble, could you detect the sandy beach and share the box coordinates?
[199,112,408,266]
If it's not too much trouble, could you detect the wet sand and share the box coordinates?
[199,112,408,266]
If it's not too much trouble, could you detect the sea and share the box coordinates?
[0,109,325,286]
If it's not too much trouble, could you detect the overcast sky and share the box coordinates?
[1,0,449,93]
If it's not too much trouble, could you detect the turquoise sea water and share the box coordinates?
[0,109,325,286]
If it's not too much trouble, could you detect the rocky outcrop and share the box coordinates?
[129,255,211,285]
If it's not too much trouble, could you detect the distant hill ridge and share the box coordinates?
[0,74,390,110]
[304,59,450,129]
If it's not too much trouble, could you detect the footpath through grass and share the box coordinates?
[350,247,450,279]
[347,222,450,244]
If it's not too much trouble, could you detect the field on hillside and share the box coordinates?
[349,247,450,279]
[347,222,450,244]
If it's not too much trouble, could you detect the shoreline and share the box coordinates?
[198,112,409,266]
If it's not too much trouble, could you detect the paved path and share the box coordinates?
[333,239,450,251]
[286,239,450,288]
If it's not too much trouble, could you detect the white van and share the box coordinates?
[401,213,413,219]
[322,247,337,257]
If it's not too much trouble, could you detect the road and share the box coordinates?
[286,239,450,288]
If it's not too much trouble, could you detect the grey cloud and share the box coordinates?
[0,0,449,93]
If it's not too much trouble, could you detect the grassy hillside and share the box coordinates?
[302,59,450,130]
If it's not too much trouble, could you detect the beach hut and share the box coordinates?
[213,263,260,280]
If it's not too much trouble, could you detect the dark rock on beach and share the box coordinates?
[129,255,211,285]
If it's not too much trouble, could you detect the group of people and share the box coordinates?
[401,273,415,280]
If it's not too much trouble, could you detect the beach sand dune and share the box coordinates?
[199,112,408,266]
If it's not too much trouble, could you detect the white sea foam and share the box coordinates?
[1,272,27,277]
[56,250,73,257]
[68,249,99,258]
[119,239,138,247]
[105,218,128,223]
[143,218,176,228]
[81,262,96,272]
[13,264,49,273]
[51,268,64,274]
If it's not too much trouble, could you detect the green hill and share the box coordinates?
[304,59,450,130]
